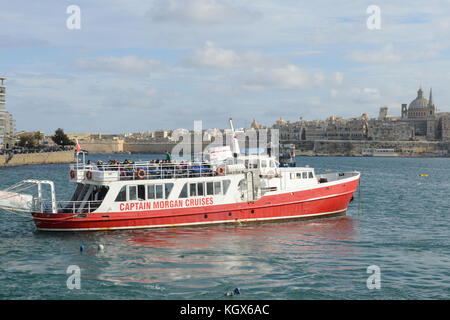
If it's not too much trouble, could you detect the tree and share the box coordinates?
[18,134,37,148]
[52,128,75,146]
[34,131,44,145]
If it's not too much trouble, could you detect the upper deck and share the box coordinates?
[69,160,245,184]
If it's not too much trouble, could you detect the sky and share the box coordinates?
[1,0,450,134]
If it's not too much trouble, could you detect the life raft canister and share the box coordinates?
[85,170,92,180]
[216,166,225,175]
[70,170,75,179]
[137,169,146,179]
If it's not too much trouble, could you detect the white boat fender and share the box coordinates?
[98,244,104,251]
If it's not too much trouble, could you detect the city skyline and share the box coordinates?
[1,1,450,134]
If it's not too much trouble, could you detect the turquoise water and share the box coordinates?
[0,155,449,299]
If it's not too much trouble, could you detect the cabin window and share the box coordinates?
[197,182,204,196]
[296,173,302,179]
[115,186,127,202]
[308,172,313,179]
[206,182,214,195]
[148,184,155,199]
[129,185,137,201]
[138,185,145,201]
[180,183,188,198]
[155,185,163,199]
[290,173,295,179]
[214,181,221,195]
[302,172,307,179]
[247,160,258,169]
[223,180,231,194]
[189,183,197,197]
[261,160,267,168]
[165,183,174,199]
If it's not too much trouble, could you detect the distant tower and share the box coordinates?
[401,104,408,118]
[378,107,388,119]
[0,77,7,149]
[427,88,436,139]
[0,77,5,111]
[428,88,435,116]
[250,118,261,129]
[418,87,424,99]
[428,88,434,106]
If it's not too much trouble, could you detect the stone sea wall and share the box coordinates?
[0,150,75,167]
[291,140,450,157]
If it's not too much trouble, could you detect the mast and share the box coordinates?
[229,117,240,160]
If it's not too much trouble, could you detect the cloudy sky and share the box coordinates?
[1,0,450,134]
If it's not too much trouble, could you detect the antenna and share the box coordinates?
[228,117,239,158]
[229,117,235,132]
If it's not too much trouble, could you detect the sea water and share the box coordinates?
[0,155,449,299]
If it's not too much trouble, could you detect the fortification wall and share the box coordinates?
[291,140,450,157]
[79,140,124,154]
[0,150,75,167]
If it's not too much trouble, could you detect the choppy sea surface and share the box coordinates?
[0,154,449,300]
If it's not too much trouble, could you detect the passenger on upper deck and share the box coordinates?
[86,160,96,170]
[165,150,172,163]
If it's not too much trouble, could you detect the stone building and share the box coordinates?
[250,118,262,130]
[398,87,450,141]
[401,87,437,139]
[272,116,368,141]
[0,77,16,149]
[272,87,450,143]
[324,115,368,140]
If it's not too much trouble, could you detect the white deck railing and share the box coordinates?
[70,161,226,182]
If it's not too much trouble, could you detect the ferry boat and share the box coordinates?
[0,119,360,231]
[361,148,396,157]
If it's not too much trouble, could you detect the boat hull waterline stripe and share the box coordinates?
[36,209,347,231]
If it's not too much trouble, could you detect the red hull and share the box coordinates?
[32,178,359,231]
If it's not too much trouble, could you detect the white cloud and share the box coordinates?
[180,42,333,92]
[349,44,402,64]
[348,87,381,103]
[241,64,310,91]
[149,0,260,25]
[334,72,344,85]
[330,89,339,99]
[180,41,281,69]
[75,56,163,75]
[181,41,241,68]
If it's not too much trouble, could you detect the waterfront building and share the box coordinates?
[402,87,437,139]
[272,87,450,143]
[250,118,262,130]
[152,130,170,141]
[0,77,16,149]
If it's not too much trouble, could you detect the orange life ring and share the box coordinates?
[216,166,225,175]
[86,170,92,180]
[137,169,146,179]
[70,170,75,179]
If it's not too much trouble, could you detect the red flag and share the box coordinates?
[76,139,81,153]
